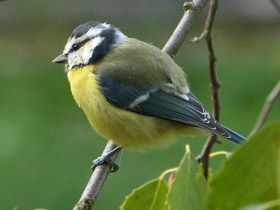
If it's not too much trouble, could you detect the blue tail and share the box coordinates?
[223,126,246,144]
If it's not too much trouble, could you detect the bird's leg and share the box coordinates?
[91,146,122,173]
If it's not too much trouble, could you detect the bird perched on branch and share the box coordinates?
[53,21,245,170]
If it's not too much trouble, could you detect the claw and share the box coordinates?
[91,146,122,172]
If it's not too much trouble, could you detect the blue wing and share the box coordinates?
[98,76,245,144]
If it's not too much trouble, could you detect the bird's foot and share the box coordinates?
[91,146,122,173]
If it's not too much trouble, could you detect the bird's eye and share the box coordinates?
[73,43,79,50]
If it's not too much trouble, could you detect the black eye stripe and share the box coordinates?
[69,38,91,52]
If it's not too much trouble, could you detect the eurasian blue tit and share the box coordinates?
[53,21,245,152]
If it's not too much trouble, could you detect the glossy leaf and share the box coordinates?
[120,178,169,210]
[168,145,207,210]
[239,199,280,210]
[238,204,265,210]
[207,122,280,210]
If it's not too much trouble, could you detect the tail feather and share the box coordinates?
[223,126,246,144]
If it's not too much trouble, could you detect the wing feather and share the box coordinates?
[98,76,231,139]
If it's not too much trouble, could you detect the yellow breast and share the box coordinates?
[67,66,204,150]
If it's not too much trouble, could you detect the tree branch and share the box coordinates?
[73,141,119,210]
[250,80,280,137]
[162,0,209,57]
[73,0,209,209]
[195,0,220,180]
[270,0,280,13]
[192,0,218,42]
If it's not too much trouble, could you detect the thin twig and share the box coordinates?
[192,0,218,42]
[73,141,119,210]
[162,0,209,57]
[72,1,209,209]
[195,0,220,180]
[270,0,280,13]
[250,80,280,137]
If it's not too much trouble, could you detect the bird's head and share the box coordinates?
[52,21,128,71]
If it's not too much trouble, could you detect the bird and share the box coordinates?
[53,21,245,171]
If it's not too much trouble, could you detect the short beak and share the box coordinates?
[52,54,67,63]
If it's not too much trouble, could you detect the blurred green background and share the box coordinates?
[0,0,279,209]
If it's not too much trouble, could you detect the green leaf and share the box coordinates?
[168,145,207,210]
[120,178,169,210]
[238,204,266,210]
[238,199,280,210]
[207,122,280,210]
[33,209,48,210]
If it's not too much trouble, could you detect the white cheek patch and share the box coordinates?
[67,36,105,69]
[63,25,106,54]
[81,36,105,61]
[64,38,75,54]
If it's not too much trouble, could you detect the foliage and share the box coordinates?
[120,122,280,210]
[121,145,207,210]
[120,179,169,210]
[168,146,207,210]
[1,2,279,209]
